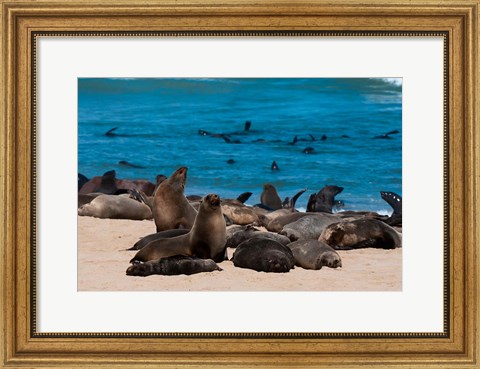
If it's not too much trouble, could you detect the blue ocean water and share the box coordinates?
[78,78,402,213]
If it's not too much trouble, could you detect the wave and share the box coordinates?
[379,78,402,86]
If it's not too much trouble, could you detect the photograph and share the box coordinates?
[77,77,403,291]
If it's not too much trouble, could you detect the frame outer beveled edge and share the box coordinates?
[0,0,479,368]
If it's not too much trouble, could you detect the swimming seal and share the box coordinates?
[130,193,227,263]
[126,255,222,276]
[232,238,295,273]
[288,239,342,270]
[152,166,197,231]
[319,218,402,250]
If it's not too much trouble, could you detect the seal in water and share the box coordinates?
[287,239,342,270]
[260,183,283,210]
[232,238,295,273]
[130,193,227,263]
[306,185,344,213]
[380,191,402,226]
[319,218,402,250]
[152,166,197,231]
[126,255,222,276]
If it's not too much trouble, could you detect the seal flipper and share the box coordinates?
[380,191,402,226]
[236,192,253,203]
[105,127,118,136]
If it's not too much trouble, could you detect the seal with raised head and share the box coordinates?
[319,218,402,250]
[77,194,152,220]
[380,191,402,226]
[152,166,197,232]
[232,238,295,273]
[288,239,342,270]
[126,255,222,276]
[130,193,227,263]
[260,183,283,210]
[306,185,344,213]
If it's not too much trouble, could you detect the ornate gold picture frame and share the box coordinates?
[1,1,478,367]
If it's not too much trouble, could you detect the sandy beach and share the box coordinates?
[78,216,402,291]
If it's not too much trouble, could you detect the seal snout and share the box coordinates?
[206,193,221,206]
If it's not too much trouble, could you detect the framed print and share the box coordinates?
[1,0,478,368]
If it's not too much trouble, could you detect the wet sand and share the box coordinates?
[78,216,402,291]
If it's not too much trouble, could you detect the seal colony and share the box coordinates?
[78,165,402,279]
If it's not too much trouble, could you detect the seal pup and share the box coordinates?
[128,229,190,250]
[319,218,402,250]
[78,194,152,220]
[380,191,402,226]
[232,238,295,273]
[280,213,341,241]
[260,183,283,210]
[306,185,344,213]
[131,193,227,263]
[126,255,222,277]
[152,166,197,231]
[288,239,342,270]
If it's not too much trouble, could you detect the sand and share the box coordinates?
[78,216,402,291]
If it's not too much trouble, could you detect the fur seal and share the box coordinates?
[221,202,258,225]
[380,191,402,226]
[118,160,146,169]
[78,194,152,220]
[373,129,400,139]
[280,213,341,241]
[130,194,227,263]
[232,238,295,273]
[319,218,402,250]
[79,171,156,196]
[303,147,314,154]
[126,255,222,276]
[152,167,197,232]
[271,161,279,171]
[306,185,344,213]
[260,183,283,210]
[225,225,291,248]
[288,240,342,270]
[128,229,190,250]
[78,173,89,192]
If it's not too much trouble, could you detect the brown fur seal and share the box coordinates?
[79,170,156,196]
[319,218,402,250]
[77,194,152,220]
[221,201,258,225]
[126,255,222,276]
[232,238,295,273]
[288,239,342,270]
[280,213,341,241]
[260,183,283,210]
[152,167,197,232]
[128,229,190,250]
[130,194,227,263]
